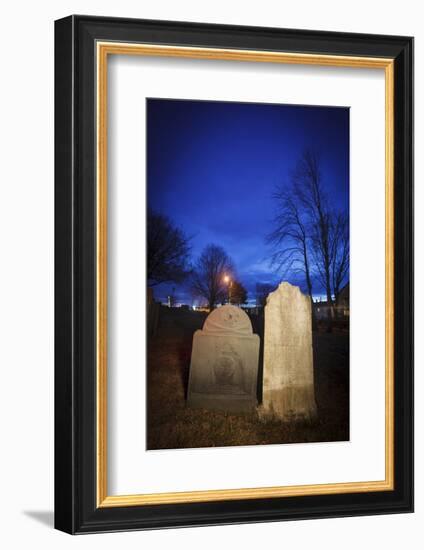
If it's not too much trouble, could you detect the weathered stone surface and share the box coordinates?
[261,282,317,420]
[187,305,260,413]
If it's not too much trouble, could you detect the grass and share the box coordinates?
[147,307,349,450]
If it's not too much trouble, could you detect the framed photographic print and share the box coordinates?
[54,15,413,533]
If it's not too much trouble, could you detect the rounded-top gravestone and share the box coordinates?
[187,305,260,413]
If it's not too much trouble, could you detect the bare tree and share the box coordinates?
[267,186,314,298]
[147,209,191,286]
[267,149,349,331]
[292,150,333,306]
[191,244,234,310]
[255,283,275,307]
[229,280,248,306]
[331,212,349,304]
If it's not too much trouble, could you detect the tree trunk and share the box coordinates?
[303,242,316,331]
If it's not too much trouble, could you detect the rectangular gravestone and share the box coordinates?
[261,282,317,420]
[187,305,260,413]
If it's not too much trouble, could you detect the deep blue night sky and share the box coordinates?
[147,98,349,305]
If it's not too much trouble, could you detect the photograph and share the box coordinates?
[51,10,413,536]
[146,97,350,450]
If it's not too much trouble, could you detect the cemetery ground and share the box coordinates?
[147,307,349,450]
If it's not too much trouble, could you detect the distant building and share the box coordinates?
[313,282,349,320]
[192,305,210,313]
[337,283,350,317]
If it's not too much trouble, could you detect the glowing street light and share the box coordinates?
[223,274,232,304]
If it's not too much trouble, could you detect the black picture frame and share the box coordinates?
[55,15,413,534]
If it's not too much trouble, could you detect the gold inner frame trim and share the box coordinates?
[96,42,395,508]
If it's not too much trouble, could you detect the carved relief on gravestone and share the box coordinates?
[187,305,260,413]
[261,282,317,421]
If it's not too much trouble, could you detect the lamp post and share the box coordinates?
[223,274,232,304]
